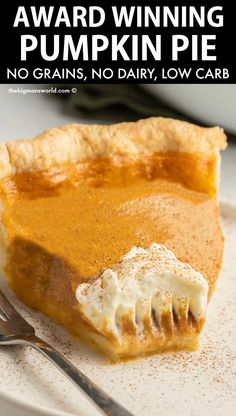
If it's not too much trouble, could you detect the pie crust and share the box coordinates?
[0,117,227,360]
[0,117,226,180]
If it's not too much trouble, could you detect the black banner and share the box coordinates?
[1,1,235,83]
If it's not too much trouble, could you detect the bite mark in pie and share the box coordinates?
[0,118,226,360]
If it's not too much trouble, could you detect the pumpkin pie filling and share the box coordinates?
[0,118,227,359]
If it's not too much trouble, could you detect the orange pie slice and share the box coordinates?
[0,117,227,360]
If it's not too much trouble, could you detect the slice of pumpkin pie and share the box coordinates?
[0,117,226,360]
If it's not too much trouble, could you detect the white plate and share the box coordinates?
[0,201,236,416]
[143,85,236,134]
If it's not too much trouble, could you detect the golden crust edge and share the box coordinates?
[0,117,227,180]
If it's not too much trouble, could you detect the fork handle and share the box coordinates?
[22,336,133,416]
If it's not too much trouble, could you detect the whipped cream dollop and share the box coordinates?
[76,243,208,337]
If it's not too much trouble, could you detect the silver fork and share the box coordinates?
[0,289,133,416]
